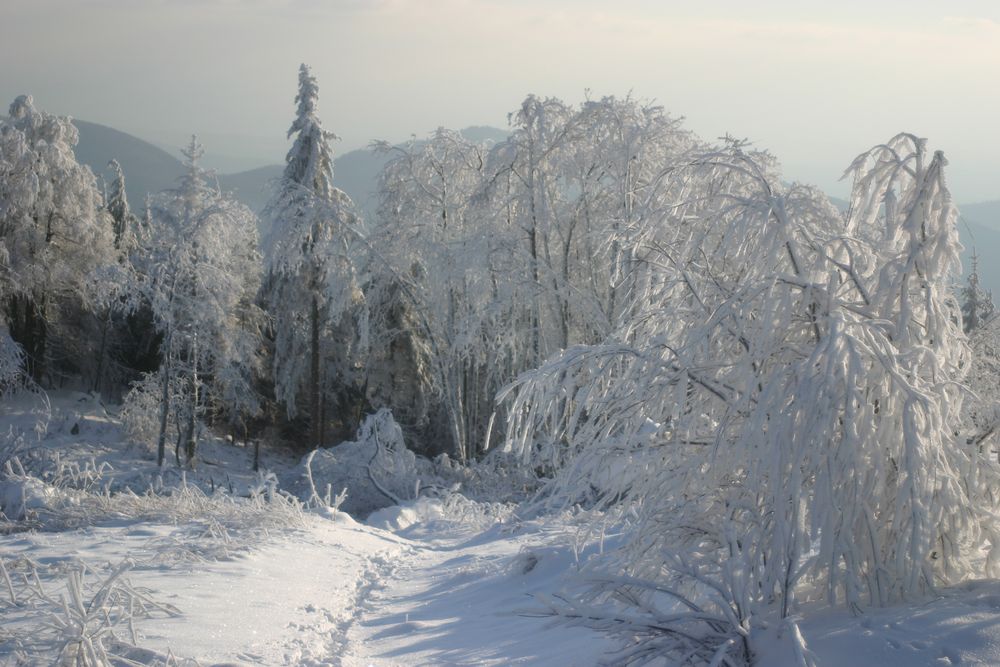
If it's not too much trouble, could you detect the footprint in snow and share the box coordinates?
[371,620,429,639]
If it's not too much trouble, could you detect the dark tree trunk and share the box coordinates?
[310,294,321,450]
[7,294,48,383]
[92,309,112,394]
[184,335,199,467]
[156,348,171,467]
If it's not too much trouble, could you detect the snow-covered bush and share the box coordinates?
[120,370,176,445]
[0,556,184,665]
[367,493,515,534]
[291,409,422,517]
[0,471,62,521]
[499,134,991,663]
[291,407,539,519]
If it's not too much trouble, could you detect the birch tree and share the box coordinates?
[140,137,263,467]
[499,134,992,662]
[368,128,502,460]
[0,95,116,383]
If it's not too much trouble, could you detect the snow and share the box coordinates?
[5,391,1000,666]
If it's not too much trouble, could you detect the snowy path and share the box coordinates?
[337,518,611,666]
[1,508,612,665]
[115,513,1000,666]
[0,392,613,665]
[139,507,615,666]
[136,515,410,666]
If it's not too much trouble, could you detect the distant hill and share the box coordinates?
[217,165,282,214]
[70,122,386,220]
[455,126,510,144]
[207,127,511,223]
[71,121,508,221]
[73,120,185,208]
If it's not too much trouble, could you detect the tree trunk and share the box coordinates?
[310,294,321,450]
[156,343,171,467]
[319,390,326,449]
[92,309,111,394]
[185,334,199,467]
[7,294,48,384]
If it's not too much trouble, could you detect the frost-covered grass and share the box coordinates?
[0,390,319,664]
[0,556,185,665]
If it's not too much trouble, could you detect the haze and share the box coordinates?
[2,0,998,201]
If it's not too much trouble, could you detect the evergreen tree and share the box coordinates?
[266,64,365,449]
[961,249,995,332]
[106,159,139,254]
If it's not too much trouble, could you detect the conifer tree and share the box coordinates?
[266,64,364,449]
[961,249,995,333]
[106,159,139,254]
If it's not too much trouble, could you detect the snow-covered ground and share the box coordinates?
[2,503,617,665]
[4,391,1000,666]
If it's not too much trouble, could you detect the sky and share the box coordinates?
[2,0,998,202]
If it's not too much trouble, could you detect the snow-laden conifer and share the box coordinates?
[961,249,995,333]
[105,159,139,255]
[266,64,365,449]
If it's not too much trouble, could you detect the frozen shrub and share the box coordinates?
[500,135,990,663]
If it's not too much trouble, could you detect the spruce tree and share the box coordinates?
[266,64,364,449]
[961,249,995,333]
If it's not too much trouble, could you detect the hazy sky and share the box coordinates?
[2,0,998,201]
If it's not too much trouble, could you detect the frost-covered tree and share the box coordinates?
[568,95,698,330]
[961,251,1000,454]
[963,314,1000,454]
[368,128,501,460]
[266,64,365,449]
[0,95,116,383]
[961,249,995,333]
[486,95,579,362]
[88,159,150,395]
[364,96,698,459]
[105,159,140,254]
[500,134,993,662]
[138,137,263,467]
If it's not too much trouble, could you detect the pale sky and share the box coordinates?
[2,0,998,201]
